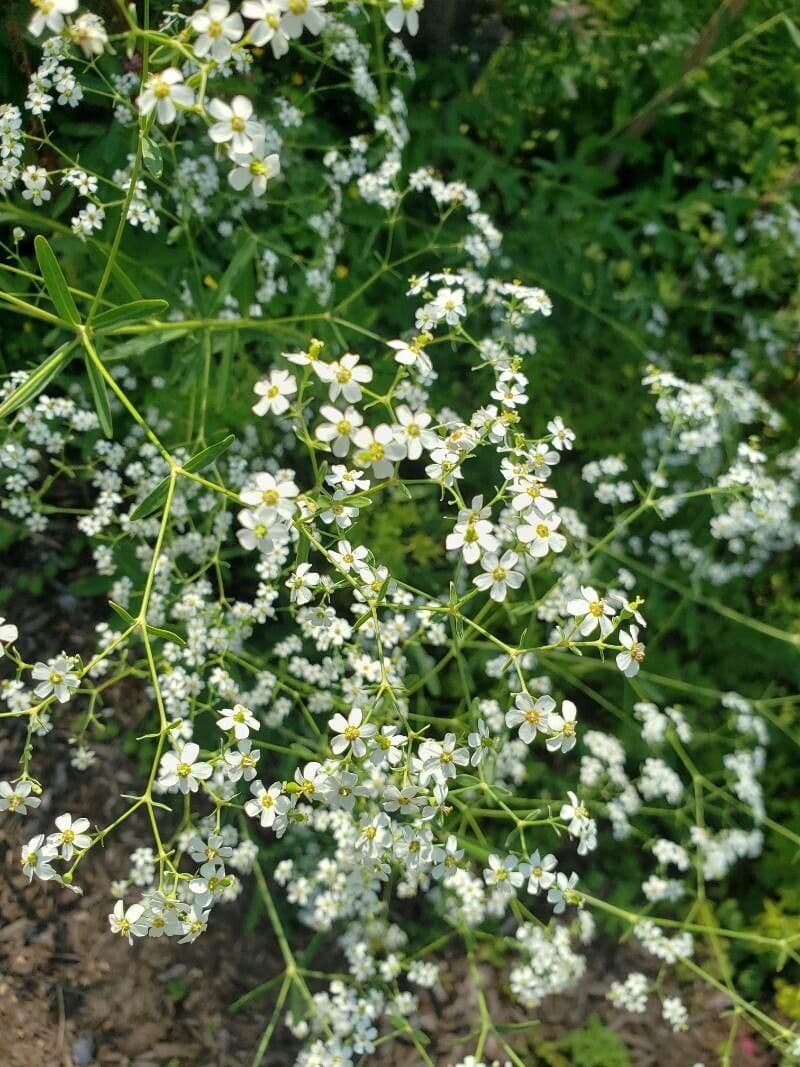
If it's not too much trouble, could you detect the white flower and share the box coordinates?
[217,703,259,740]
[526,850,557,893]
[548,416,575,451]
[560,791,590,836]
[473,550,524,602]
[505,692,555,744]
[352,424,406,479]
[28,0,78,37]
[421,733,468,783]
[70,12,108,56]
[0,780,40,815]
[566,586,615,637]
[48,812,91,860]
[547,870,579,914]
[137,68,195,125]
[20,834,58,882]
[207,95,263,155]
[328,707,376,757]
[431,835,463,879]
[314,404,364,457]
[387,335,433,376]
[0,617,18,654]
[242,0,290,58]
[240,472,299,516]
[385,0,424,36]
[280,0,326,39]
[286,562,319,605]
[32,655,79,703]
[546,700,578,753]
[159,743,213,794]
[430,287,466,325]
[616,626,646,677]
[446,513,497,565]
[517,510,567,558]
[368,725,407,767]
[237,505,283,552]
[329,539,369,572]
[190,0,244,62]
[223,740,260,782]
[228,138,281,195]
[392,406,437,461]
[245,780,289,827]
[109,900,147,944]
[510,477,557,515]
[252,368,297,416]
[483,853,524,889]
[317,352,373,404]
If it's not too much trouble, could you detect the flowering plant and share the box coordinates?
[1,2,798,1064]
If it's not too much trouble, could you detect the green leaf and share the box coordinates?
[91,299,169,333]
[34,235,80,325]
[146,623,185,646]
[130,476,171,522]
[212,234,257,312]
[109,600,136,625]
[84,353,113,437]
[142,136,163,179]
[0,342,76,420]
[110,260,143,302]
[784,15,800,49]
[101,328,189,363]
[183,434,235,474]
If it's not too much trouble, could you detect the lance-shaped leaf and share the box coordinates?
[91,299,169,333]
[84,353,113,437]
[182,434,235,475]
[34,235,80,325]
[0,342,76,420]
[142,136,163,179]
[130,476,172,522]
[129,436,234,521]
[146,623,185,646]
[109,600,136,625]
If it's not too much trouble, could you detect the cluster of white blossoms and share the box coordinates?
[607,972,688,1033]
[1,2,797,1063]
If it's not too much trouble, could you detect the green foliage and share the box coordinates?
[536,1013,631,1067]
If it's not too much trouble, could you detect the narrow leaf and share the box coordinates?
[212,235,257,311]
[0,342,75,420]
[109,600,136,625]
[183,434,235,474]
[92,299,169,332]
[146,623,185,646]
[142,136,163,179]
[34,235,80,325]
[130,476,171,522]
[84,354,113,437]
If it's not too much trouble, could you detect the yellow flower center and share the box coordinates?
[261,488,279,506]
